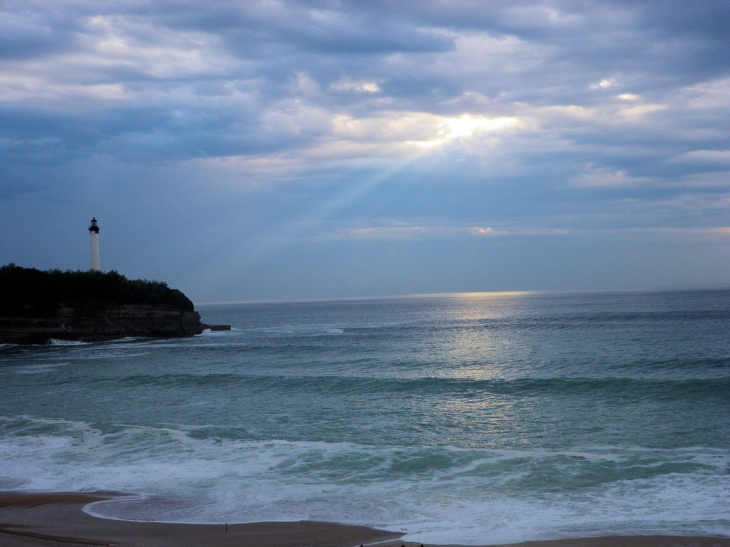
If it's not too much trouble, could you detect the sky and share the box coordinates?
[1,0,729,303]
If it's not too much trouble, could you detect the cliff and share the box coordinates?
[0,264,210,344]
[0,305,205,344]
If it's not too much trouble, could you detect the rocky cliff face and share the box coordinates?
[0,304,204,344]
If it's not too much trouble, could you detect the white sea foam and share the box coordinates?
[11,362,71,374]
[48,339,89,346]
[1,417,728,544]
[257,324,346,336]
[200,329,236,337]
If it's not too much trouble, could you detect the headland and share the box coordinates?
[0,264,228,344]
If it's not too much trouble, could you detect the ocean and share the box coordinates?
[1,289,729,545]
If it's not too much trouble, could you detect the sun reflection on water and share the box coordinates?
[419,291,540,383]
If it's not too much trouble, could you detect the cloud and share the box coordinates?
[1,0,730,298]
[2,0,727,166]
[590,79,616,90]
[317,224,507,241]
[673,150,730,166]
[330,79,381,93]
[570,164,650,187]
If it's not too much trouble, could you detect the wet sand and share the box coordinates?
[1,492,729,547]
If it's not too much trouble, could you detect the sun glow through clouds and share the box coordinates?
[415,115,520,148]
[2,1,730,300]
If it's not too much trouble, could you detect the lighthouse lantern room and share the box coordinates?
[89,217,100,271]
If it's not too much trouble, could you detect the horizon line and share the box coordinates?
[193,283,730,306]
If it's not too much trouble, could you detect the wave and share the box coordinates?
[104,372,730,398]
[48,339,90,346]
[9,362,71,374]
[1,416,728,543]
[341,308,730,333]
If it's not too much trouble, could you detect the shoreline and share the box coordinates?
[1,493,729,547]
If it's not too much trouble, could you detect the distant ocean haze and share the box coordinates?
[1,289,729,545]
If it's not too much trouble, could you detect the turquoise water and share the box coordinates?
[1,289,729,544]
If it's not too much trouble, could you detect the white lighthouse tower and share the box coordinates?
[89,217,100,271]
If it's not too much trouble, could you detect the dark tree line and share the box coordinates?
[0,264,194,316]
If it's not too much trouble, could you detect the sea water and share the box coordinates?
[0,289,728,545]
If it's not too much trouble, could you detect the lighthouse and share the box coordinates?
[89,217,100,271]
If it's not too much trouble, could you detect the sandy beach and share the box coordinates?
[1,493,729,547]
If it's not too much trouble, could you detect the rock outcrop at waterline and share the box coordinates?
[0,305,206,344]
[0,264,225,344]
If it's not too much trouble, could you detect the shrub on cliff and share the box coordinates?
[0,264,194,316]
